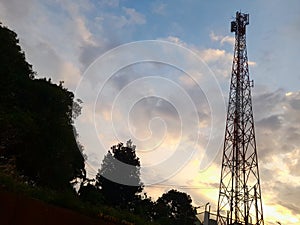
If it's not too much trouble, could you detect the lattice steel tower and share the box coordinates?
[216,12,264,225]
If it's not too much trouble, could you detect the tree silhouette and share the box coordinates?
[78,178,104,205]
[132,193,156,222]
[96,140,143,208]
[154,189,197,225]
[0,24,85,190]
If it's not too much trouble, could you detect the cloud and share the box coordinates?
[0,0,36,25]
[100,7,146,30]
[210,31,235,46]
[152,3,167,15]
[274,183,300,215]
[76,56,216,183]
[162,36,187,47]
[78,39,119,69]
[98,0,119,8]
[0,0,93,84]
[123,7,146,25]
[248,61,256,67]
[283,149,300,177]
[22,41,62,78]
[257,115,283,130]
[198,48,232,78]
[254,90,300,160]
[178,75,197,87]
[248,89,300,222]
[127,96,181,142]
[253,88,285,120]
[160,36,233,78]
[0,0,149,90]
[199,48,227,62]
[99,62,210,143]
[60,61,81,89]
[75,17,97,46]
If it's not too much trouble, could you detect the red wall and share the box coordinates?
[0,189,119,225]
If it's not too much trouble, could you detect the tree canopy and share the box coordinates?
[154,189,197,225]
[0,24,85,190]
[95,140,143,207]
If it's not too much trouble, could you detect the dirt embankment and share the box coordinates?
[0,189,120,225]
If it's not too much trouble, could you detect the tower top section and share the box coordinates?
[231,11,249,35]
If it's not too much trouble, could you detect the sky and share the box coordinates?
[1,0,300,224]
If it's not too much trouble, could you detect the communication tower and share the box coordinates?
[216,12,264,225]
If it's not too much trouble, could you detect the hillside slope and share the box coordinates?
[0,188,124,225]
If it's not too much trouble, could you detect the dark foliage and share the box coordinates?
[78,177,104,205]
[0,24,85,190]
[132,193,156,222]
[95,140,143,208]
[154,189,197,225]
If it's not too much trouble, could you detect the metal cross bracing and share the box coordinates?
[216,12,264,225]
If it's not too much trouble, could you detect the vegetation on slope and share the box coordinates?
[0,23,199,225]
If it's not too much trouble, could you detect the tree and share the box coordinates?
[132,193,156,222]
[154,189,197,225]
[78,178,104,205]
[0,23,86,189]
[0,24,35,161]
[96,140,143,208]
